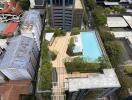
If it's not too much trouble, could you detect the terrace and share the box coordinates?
[48,31,120,99]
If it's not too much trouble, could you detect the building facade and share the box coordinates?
[50,0,83,31]
[0,36,39,80]
[50,0,75,30]
[73,0,84,28]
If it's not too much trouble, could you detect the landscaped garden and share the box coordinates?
[65,57,110,73]
[38,40,52,90]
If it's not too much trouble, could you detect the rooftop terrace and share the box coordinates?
[65,69,120,92]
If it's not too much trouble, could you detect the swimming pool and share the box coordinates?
[0,23,7,32]
[81,32,102,62]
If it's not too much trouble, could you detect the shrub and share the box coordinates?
[39,40,52,90]
[65,57,101,73]
[49,50,57,61]
[124,65,132,75]
[67,37,75,56]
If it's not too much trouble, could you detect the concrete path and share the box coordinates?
[49,33,71,100]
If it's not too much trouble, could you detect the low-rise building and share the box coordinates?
[0,35,39,80]
[0,80,32,100]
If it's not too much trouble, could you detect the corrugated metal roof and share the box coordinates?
[2,22,18,36]
[0,35,38,69]
[0,2,22,15]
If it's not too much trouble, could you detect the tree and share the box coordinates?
[67,37,75,56]
[93,6,107,27]
[71,27,80,35]
[112,6,126,14]
[100,32,115,43]
[104,8,111,14]
[105,41,124,67]
[87,0,96,10]
[54,28,65,36]
[17,0,30,10]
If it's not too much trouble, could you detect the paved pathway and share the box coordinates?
[49,33,71,100]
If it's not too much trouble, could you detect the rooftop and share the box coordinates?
[107,17,128,28]
[123,16,132,29]
[0,80,32,100]
[65,69,120,92]
[75,0,83,9]
[0,2,22,15]
[0,35,38,69]
[0,22,7,32]
[111,31,132,38]
[104,1,119,6]
[2,22,18,36]
[0,39,7,49]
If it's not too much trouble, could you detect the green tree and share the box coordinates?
[104,7,111,14]
[100,32,115,43]
[16,0,30,10]
[112,6,126,14]
[67,37,75,56]
[105,41,123,67]
[87,0,96,10]
[54,28,65,36]
[93,6,107,26]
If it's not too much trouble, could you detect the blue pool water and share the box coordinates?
[81,32,102,62]
[0,23,7,32]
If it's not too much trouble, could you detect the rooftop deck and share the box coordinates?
[65,69,120,92]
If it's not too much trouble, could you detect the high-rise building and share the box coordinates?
[50,0,75,30]
[50,0,84,31]
[0,36,39,80]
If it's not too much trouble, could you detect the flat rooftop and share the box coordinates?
[104,1,119,5]
[0,80,32,100]
[75,0,83,9]
[111,31,132,38]
[107,17,128,28]
[123,16,132,29]
[65,69,120,92]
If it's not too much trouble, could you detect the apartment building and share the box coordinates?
[50,0,83,31]
[0,36,39,80]
[21,10,42,50]
[50,0,74,30]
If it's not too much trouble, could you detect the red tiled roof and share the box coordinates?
[2,22,18,36]
[0,2,22,15]
[0,80,31,100]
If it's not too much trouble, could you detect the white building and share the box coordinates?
[65,69,120,99]
[107,17,128,28]
[21,10,42,50]
[0,36,39,80]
